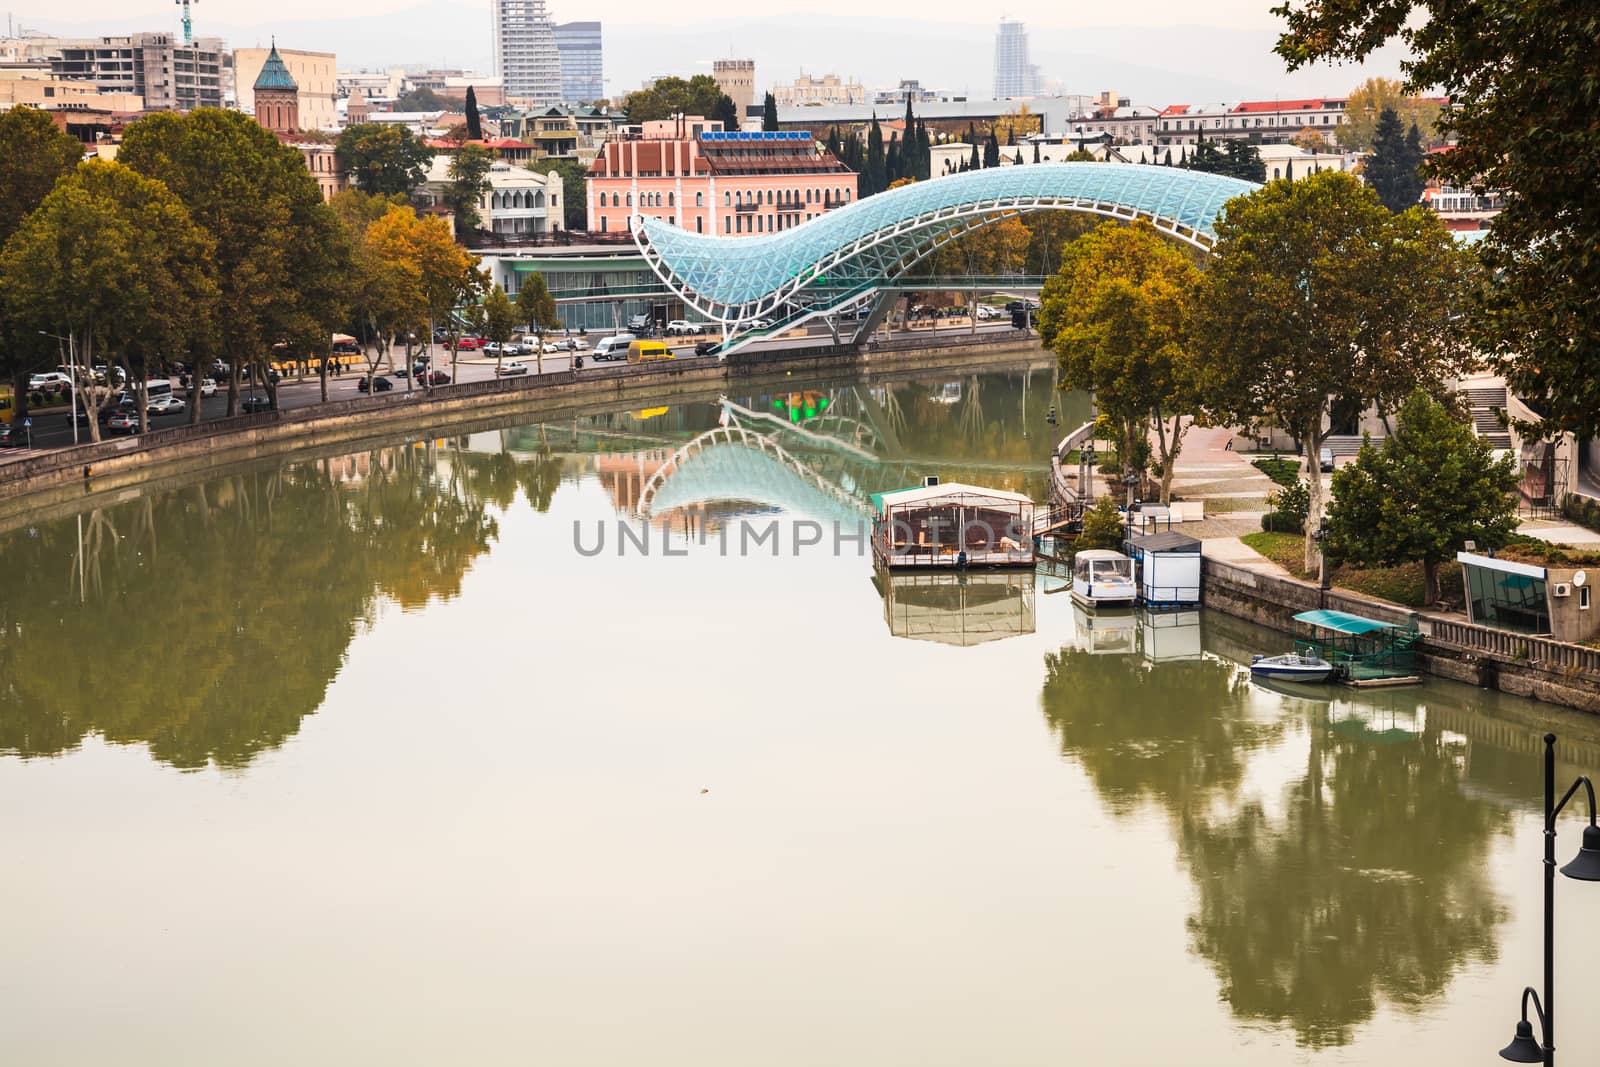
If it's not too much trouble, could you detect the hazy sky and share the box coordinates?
[19,0,1298,31]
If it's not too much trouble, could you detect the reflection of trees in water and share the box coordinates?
[1040,646,1510,1048]
[0,440,533,771]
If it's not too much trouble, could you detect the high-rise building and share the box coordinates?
[51,31,224,111]
[713,58,755,119]
[993,19,1035,99]
[493,0,562,105]
[554,21,602,104]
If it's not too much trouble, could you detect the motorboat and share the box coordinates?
[1070,550,1137,609]
[1249,653,1336,684]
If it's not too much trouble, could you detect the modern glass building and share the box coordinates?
[554,21,602,105]
[1459,553,1551,634]
[993,19,1036,99]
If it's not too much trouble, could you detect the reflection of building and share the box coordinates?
[1071,603,1137,655]
[876,569,1035,646]
[1142,611,1203,662]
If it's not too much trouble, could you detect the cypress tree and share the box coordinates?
[916,121,931,180]
[1033,141,1041,164]
[1014,148,1024,165]
[465,86,483,141]
[761,91,778,132]
[1163,148,1173,166]
[886,131,901,183]
[968,143,980,171]
[984,128,1001,168]
[865,115,886,195]
[1366,107,1426,211]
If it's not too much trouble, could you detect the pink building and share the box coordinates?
[586,116,858,236]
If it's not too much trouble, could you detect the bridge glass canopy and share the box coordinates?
[636,163,1260,314]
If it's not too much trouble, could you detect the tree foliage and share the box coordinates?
[761,91,778,131]
[464,85,483,141]
[443,143,496,234]
[0,160,219,439]
[1077,496,1126,550]
[1039,221,1204,503]
[515,272,561,374]
[1196,171,1479,570]
[393,86,464,112]
[1338,77,1442,152]
[1182,139,1266,182]
[1275,0,1600,438]
[336,122,433,197]
[1326,390,1518,604]
[1365,108,1426,211]
[481,284,517,372]
[119,107,348,416]
[623,75,736,125]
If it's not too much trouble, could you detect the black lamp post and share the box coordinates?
[1498,733,1600,1065]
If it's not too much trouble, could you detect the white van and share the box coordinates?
[145,379,174,402]
[592,333,635,362]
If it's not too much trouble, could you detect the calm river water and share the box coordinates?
[3,360,1599,1065]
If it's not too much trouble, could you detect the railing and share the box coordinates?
[1430,619,1600,673]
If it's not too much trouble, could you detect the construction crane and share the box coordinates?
[175,0,197,45]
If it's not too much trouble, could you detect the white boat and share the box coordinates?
[1070,550,1137,609]
[1249,653,1336,684]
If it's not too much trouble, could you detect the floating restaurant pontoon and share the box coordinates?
[870,479,1036,570]
[1289,609,1422,686]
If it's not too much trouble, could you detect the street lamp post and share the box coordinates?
[1498,733,1600,1065]
[37,329,79,445]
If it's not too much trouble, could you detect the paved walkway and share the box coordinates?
[1162,425,1281,539]
[1201,535,1296,578]
[1517,519,1600,548]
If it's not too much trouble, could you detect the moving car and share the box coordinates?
[28,372,73,396]
[194,378,217,397]
[147,395,187,416]
[626,314,652,333]
[0,423,22,447]
[496,361,530,376]
[424,371,451,385]
[455,336,485,350]
[357,375,394,393]
[694,341,720,357]
[241,395,272,413]
[106,409,140,435]
[591,334,635,361]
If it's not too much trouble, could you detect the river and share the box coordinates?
[2,360,1598,1065]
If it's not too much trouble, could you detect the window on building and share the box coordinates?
[626,193,633,206]
[725,217,731,233]
[767,214,774,230]
[668,192,675,207]
[725,191,731,206]
[600,217,607,232]
[766,190,774,204]
[696,217,703,233]
[696,192,704,207]
[1582,585,1592,610]
[1273,168,1281,179]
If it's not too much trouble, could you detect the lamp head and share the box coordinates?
[1560,822,1600,881]
[1499,1019,1545,1063]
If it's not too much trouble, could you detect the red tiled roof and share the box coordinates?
[1233,98,1345,113]
[1159,104,1190,116]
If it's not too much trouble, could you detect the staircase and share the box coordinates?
[1463,385,1513,449]
[1323,435,1369,458]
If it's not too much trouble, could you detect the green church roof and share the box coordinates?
[253,42,298,92]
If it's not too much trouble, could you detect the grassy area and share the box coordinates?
[1499,533,1600,567]
[1239,531,1465,610]
[1251,457,1303,487]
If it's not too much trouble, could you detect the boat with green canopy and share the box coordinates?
[1289,609,1421,685]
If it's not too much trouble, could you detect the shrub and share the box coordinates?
[1266,478,1310,528]
[1260,510,1305,534]
[1562,492,1600,533]
[1077,495,1126,550]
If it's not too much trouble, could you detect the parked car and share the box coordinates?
[562,337,588,351]
[240,395,272,413]
[626,314,652,333]
[357,375,394,393]
[1319,447,1335,472]
[147,395,187,417]
[195,378,217,397]
[496,361,530,376]
[975,304,999,320]
[424,371,451,386]
[0,423,22,447]
[106,409,141,435]
[666,320,695,336]
[456,336,485,350]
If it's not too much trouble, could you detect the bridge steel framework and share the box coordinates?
[631,163,1260,352]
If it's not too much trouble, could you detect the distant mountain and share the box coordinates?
[29,7,1408,106]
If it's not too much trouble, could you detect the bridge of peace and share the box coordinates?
[484,163,1259,345]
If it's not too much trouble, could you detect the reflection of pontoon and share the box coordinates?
[1071,603,1137,655]
[1143,610,1203,662]
[930,382,962,405]
[874,568,1036,646]
[1071,550,1137,609]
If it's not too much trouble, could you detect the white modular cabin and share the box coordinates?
[1124,532,1203,608]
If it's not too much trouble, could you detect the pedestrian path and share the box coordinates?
[1517,519,1600,548]
[1200,535,1296,578]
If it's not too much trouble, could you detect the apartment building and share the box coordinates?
[493,0,563,105]
[554,21,602,104]
[586,118,856,236]
[51,32,223,111]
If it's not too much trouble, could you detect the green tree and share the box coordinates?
[1077,496,1126,550]
[1339,77,1442,152]
[983,129,1001,168]
[345,204,427,387]
[515,272,561,375]
[393,86,463,112]
[624,75,733,124]
[1223,140,1266,181]
[0,160,218,439]
[1197,171,1478,572]
[1365,108,1425,211]
[443,143,495,235]
[1038,222,1204,503]
[120,107,348,418]
[761,91,778,131]
[864,116,886,196]
[1326,390,1518,604]
[464,85,483,141]
[0,106,85,414]
[336,122,433,197]
[481,284,517,374]
[1276,0,1600,439]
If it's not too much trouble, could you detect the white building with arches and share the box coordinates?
[423,157,564,238]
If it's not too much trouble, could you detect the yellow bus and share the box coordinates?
[626,340,673,364]
[0,385,13,424]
